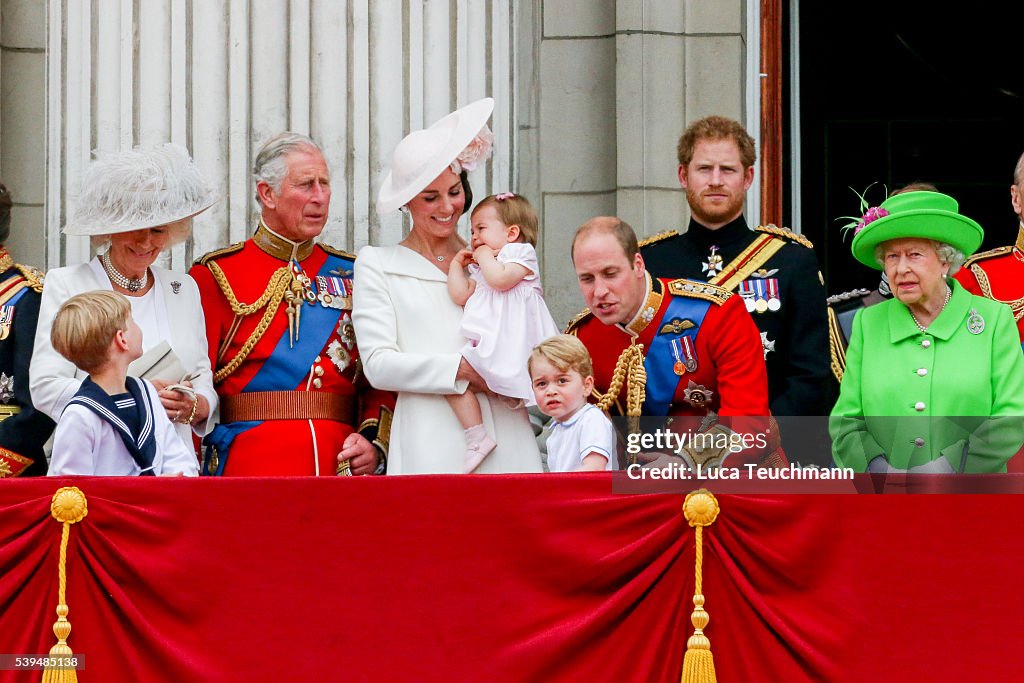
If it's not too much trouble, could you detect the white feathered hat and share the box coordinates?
[377,98,495,214]
[63,143,218,236]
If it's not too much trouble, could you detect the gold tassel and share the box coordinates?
[42,487,88,683]
[681,490,720,683]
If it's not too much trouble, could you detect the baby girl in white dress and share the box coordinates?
[447,193,559,472]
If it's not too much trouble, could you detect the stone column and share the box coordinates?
[0,0,47,267]
[43,0,517,271]
[521,0,751,325]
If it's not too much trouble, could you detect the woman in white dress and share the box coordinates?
[30,143,219,456]
[353,98,543,474]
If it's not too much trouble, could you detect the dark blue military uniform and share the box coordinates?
[641,216,831,418]
[0,251,54,476]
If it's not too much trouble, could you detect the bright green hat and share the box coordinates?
[849,190,984,269]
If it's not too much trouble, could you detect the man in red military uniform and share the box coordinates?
[955,149,1024,348]
[566,216,784,469]
[191,133,393,476]
[955,150,1024,472]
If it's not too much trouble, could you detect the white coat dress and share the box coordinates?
[352,245,542,474]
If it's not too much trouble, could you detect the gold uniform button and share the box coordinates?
[312,378,323,389]
[314,366,325,377]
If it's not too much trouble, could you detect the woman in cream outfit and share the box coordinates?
[353,98,542,474]
[31,143,218,454]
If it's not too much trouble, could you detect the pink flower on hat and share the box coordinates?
[451,126,494,174]
[856,206,889,233]
[838,182,889,239]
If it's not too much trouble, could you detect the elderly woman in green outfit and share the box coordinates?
[830,190,1024,473]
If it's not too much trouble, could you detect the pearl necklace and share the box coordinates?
[100,251,148,292]
[909,285,951,332]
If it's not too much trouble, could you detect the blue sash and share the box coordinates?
[203,253,351,475]
[67,376,157,475]
[642,295,711,416]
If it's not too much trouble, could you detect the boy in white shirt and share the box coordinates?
[529,335,616,471]
[47,290,198,476]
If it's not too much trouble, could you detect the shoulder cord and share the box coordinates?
[592,342,647,417]
[206,261,294,383]
[969,264,1024,321]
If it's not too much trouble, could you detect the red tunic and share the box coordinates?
[190,230,393,476]
[954,233,1024,472]
[568,276,783,468]
[954,238,1024,344]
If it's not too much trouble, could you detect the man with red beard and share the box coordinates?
[641,116,830,422]
[191,132,394,476]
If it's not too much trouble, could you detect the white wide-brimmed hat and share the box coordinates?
[63,143,218,236]
[377,97,495,214]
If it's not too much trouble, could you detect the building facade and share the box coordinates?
[1,0,757,324]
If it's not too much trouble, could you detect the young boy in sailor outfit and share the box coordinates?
[47,290,198,476]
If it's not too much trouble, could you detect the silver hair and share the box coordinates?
[873,240,966,276]
[90,220,193,252]
[253,132,324,205]
[1014,149,1024,187]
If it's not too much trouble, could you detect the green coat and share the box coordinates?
[830,279,1024,472]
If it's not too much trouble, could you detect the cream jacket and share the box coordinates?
[353,245,542,474]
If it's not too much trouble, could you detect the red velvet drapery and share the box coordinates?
[1,475,1021,682]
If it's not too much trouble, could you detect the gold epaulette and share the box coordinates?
[963,245,1013,267]
[755,224,814,249]
[564,308,593,334]
[638,230,680,248]
[195,241,245,266]
[317,242,357,261]
[13,264,44,293]
[667,279,732,306]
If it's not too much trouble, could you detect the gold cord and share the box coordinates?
[593,343,646,416]
[970,264,1024,321]
[207,261,294,383]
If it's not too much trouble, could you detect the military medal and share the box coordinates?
[670,337,697,376]
[0,305,12,341]
[766,278,781,311]
[670,338,686,375]
[753,283,769,314]
[702,245,723,278]
[967,308,985,335]
[316,275,350,310]
[738,281,756,312]
[683,380,713,409]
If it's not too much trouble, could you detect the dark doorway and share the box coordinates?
[795,2,1024,295]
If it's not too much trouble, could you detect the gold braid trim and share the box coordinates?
[207,261,294,383]
[593,342,646,416]
[827,306,847,383]
[969,263,1024,322]
[754,223,814,249]
[14,264,45,292]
